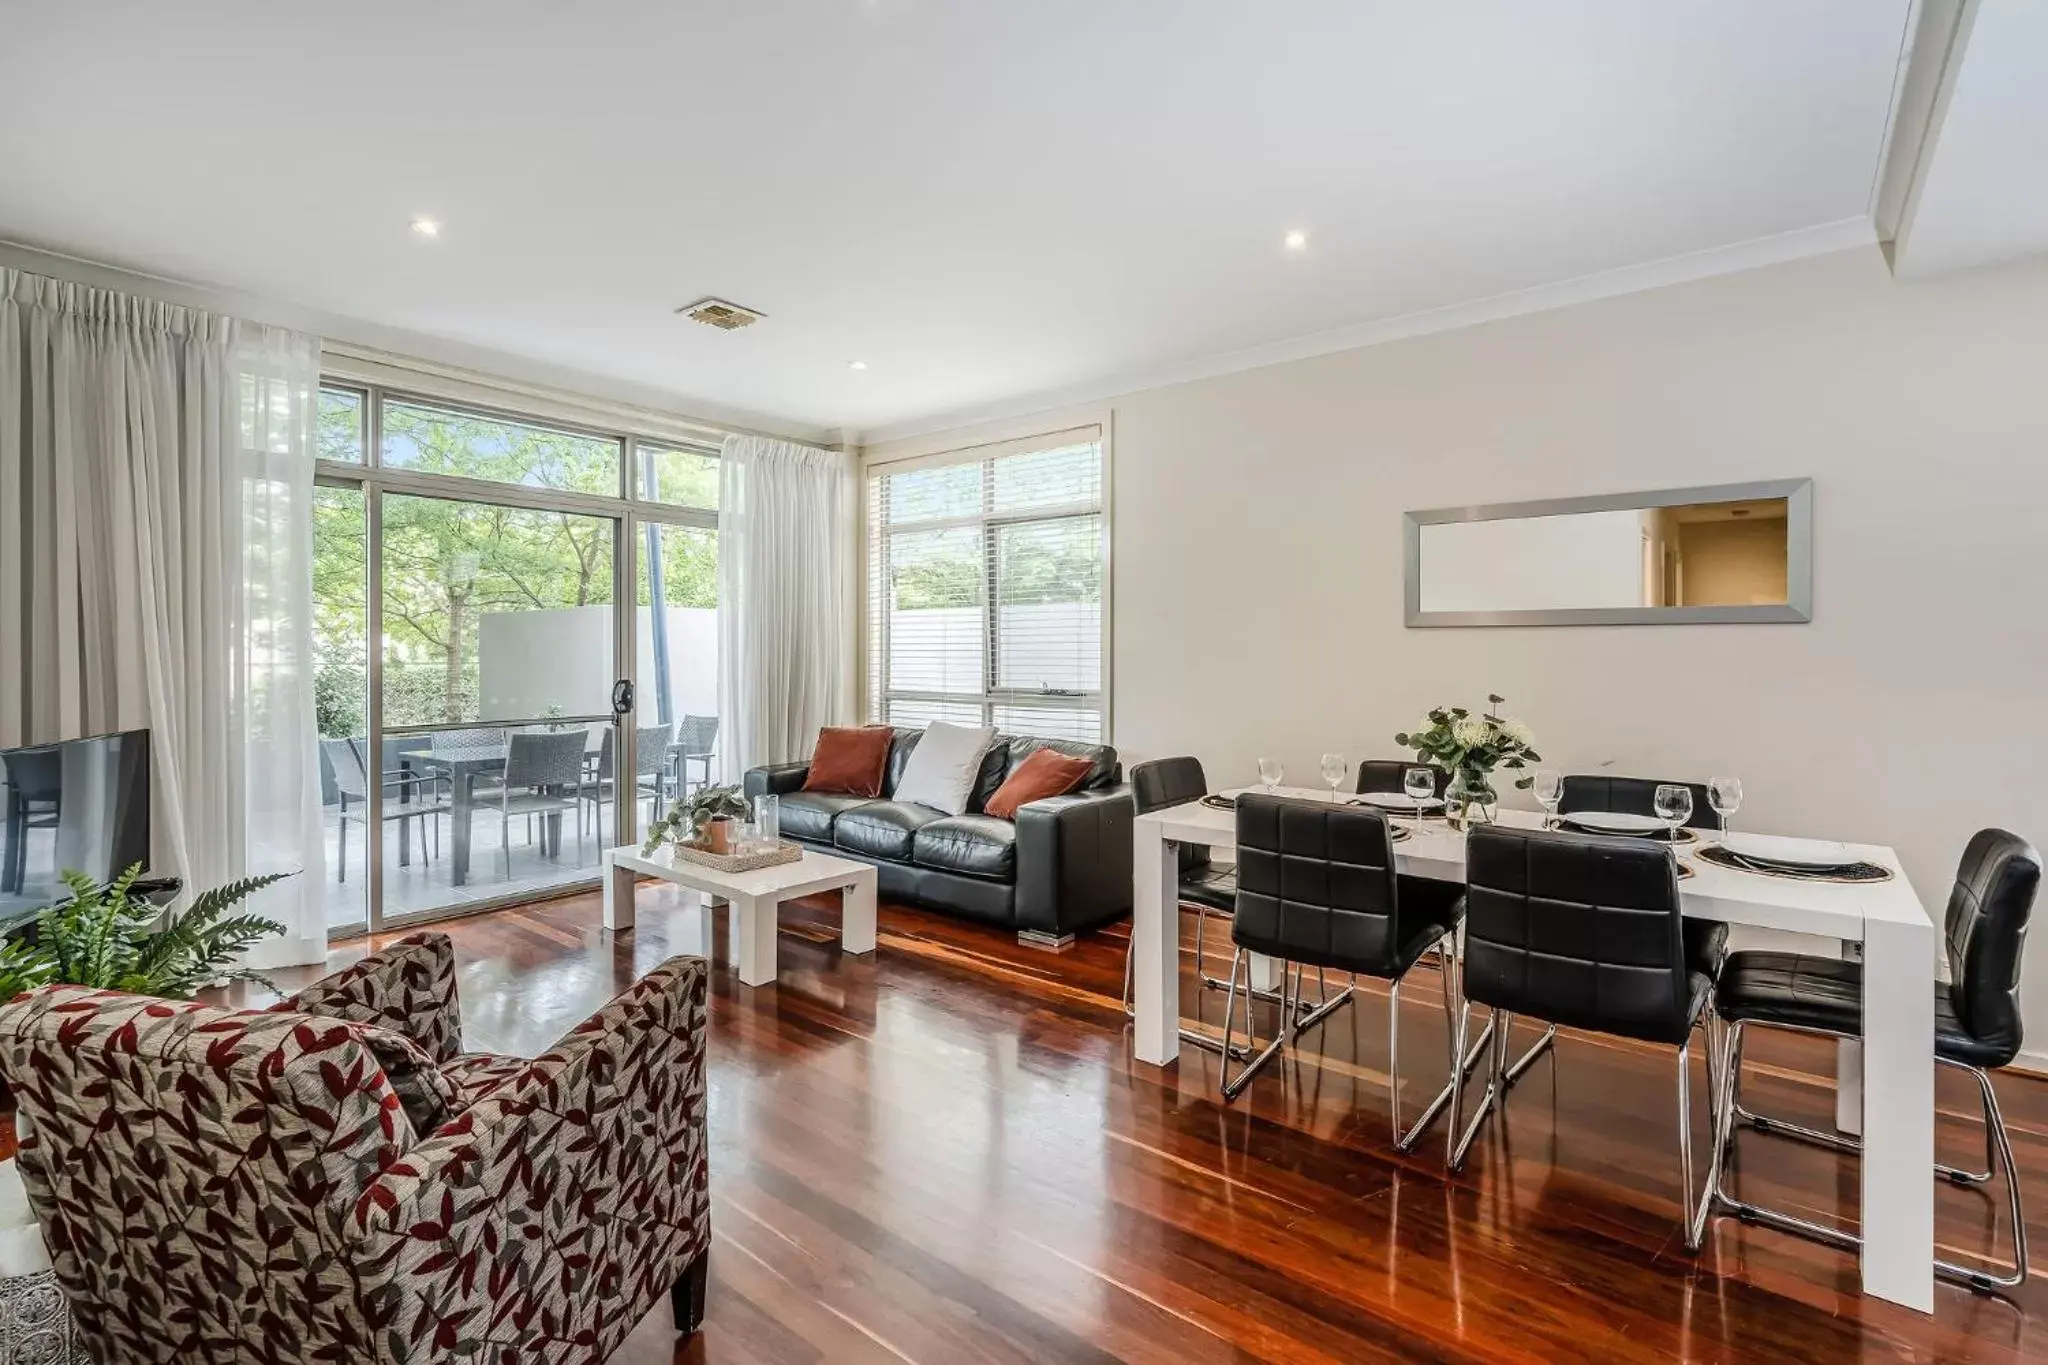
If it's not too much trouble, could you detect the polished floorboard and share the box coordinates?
[301,886,2048,1364]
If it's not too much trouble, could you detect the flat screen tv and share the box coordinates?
[0,728,151,922]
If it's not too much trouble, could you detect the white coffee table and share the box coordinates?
[603,843,878,987]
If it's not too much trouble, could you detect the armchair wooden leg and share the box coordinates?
[672,1248,709,1336]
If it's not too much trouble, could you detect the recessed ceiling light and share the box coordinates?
[848,359,869,370]
[410,217,441,239]
[1283,229,1308,251]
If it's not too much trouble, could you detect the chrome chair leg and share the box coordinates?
[1291,965,1355,1034]
[1678,1026,1728,1253]
[1396,937,1492,1154]
[1449,1009,1512,1172]
[1715,1021,2029,1294]
[1735,1097,1993,1186]
[1503,1023,1558,1084]
[1220,949,1293,1102]
[1938,1064,2029,1292]
[1724,1015,1995,1184]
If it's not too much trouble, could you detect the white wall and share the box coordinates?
[476,606,717,724]
[864,245,2048,1066]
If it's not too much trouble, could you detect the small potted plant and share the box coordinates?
[643,785,752,855]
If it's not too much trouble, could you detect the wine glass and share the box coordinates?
[1257,757,1283,793]
[1403,766,1436,832]
[1653,784,1693,845]
[1320,753,1349,801]
[1532,768,1563,829]
[1709,775,1743,837]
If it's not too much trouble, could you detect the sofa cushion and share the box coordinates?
[913,815,1018,881]
[892,720,998,815]
[1003,736,1119,791]
[353,1022,460,1136]
[835,800,948,862]
[984,747,1094,819]
[966,736,1015,812]
[779,791,872,843]
[803,725,894,796]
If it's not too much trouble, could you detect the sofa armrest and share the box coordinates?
[744,762,812,797]
[351,956,711,1361]
[1012,785,1135,939]
[278,931,462,1063]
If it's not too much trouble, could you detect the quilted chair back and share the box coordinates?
[0,986,415,1364]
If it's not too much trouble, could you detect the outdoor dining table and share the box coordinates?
[408,744,511,886]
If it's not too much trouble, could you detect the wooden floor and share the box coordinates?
[309,886,2048,1364]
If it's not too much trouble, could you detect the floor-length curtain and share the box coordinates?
[0,268,327,965]
[715,435,857,781]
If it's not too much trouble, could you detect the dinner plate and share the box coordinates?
[1719,832,1861,872]
[1560,811,1667,835]
[1353,791,1444,812]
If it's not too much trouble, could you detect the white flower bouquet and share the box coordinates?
[1395,695,1541,824]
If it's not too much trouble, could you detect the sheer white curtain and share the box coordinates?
[0,268,327,965]
[715,435,857,780]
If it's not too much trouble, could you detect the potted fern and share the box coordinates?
[0,864,290,1003]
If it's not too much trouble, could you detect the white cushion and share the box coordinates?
[892,721,998,816]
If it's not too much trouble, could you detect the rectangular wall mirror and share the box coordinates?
[1404,478,1811,627]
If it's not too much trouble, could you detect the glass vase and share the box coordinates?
[1446,767,1499,830]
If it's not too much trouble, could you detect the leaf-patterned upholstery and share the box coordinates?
[0,932,712,1364]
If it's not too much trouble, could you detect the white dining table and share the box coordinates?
[1130,787,1938,1313]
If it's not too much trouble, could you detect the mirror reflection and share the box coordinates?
[1418,498,1789,613]
[1405,480,1810,626]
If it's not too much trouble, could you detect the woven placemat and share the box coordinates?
[1199,793,1236,810]
[668,839,804,873]
[1695,844,1893,883]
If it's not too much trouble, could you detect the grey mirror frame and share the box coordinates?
[1403,478,1812,627]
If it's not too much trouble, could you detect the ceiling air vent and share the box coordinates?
[676,297,765,330]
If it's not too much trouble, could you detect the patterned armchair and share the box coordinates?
[0,933,710,1364]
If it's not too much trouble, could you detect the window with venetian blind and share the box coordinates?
[865,429,1107,743]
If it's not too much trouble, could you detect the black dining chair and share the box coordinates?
[1558,774,1716,828]
[1450,824,1721,1249]
[1128,758,1237,964]
[1121,757,1249,1057]
[1558,773,1731,980]
[1708,827,2040,1293]
[1220,793,1472,1153]
[1355,760,1450,798]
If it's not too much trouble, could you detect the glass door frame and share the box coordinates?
[315,377,721,936]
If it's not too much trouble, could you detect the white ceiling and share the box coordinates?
[2,1,1916,438]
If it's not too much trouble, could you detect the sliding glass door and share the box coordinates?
[309,383,723,935]
[376,492,621,925]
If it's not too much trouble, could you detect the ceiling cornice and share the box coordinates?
[0,236,830,445]
[859,217,1879,448]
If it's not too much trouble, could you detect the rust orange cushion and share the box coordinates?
[984,747,1094,819]
[803,726,894,797]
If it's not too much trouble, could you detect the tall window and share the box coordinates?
[866,430,1107,742]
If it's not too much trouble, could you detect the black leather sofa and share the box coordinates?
[743,728,1133,945]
